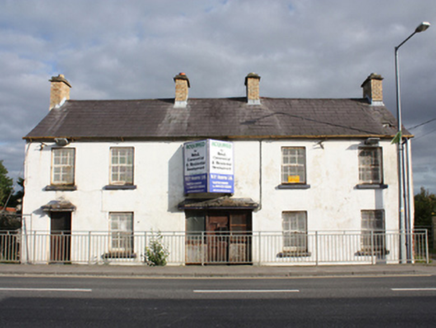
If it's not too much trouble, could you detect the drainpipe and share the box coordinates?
[404,138,413,260]
[258,140,263,211]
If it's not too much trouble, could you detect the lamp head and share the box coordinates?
[415,22,430,33]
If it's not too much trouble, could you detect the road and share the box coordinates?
[0,275,435,327]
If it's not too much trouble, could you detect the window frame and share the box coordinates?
[51,148,75,186]
[358,147,383,185]
[109,212,134,254]
[282,211,308,253]
[360,210,386,253]
[281,147,306,185]
[109,147,134,186]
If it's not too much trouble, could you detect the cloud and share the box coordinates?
[0,0,435,194]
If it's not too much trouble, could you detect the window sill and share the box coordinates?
[104,185,137,190]
[277,251,311,258]
[278,184,311,190]
[44,185,77,191]
[356,249,390,256]
[356,184,388,190]
[102,252,137,259]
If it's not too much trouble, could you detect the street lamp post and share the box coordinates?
[395,22,430,262]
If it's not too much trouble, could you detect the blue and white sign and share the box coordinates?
[208,139,234,193]
[183,139,234,194]
[183,140,208,193]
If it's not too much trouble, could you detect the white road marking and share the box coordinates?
[391,288,436,291]
[0,287,92,292]
[193,289,299,293]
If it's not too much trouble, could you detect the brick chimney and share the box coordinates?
[49,74,72,110]
[361,73,383,105]
[173,72,190,107]
[245,73,261,105]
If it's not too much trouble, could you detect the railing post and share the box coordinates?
[144,231,148,265]
[32,231,36,264]
[315,231,319,266]
[23,225,28,264]
[425,230,429,264]
[371,231,374,265]
[201,231,204,266]
[88,231,91,264]
[258,231,261,266]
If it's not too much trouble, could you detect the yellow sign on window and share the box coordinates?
[288,175,300,183]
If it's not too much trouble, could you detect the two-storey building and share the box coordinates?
[21,72,415,265]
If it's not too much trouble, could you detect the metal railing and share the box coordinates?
[0,230,21,263]
[3,230,429,265]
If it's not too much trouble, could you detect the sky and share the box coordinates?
[0,0,435,195]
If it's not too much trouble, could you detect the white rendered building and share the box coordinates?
[21,72,415,265]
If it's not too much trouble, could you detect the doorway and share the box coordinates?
[186,210,252,264]
[50,212,71,263]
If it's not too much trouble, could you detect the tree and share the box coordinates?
[0,160,13,208]
[414,187,436,227]
[8,177,24,209]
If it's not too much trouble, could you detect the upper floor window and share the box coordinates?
[51,148,75,185]
[358,147,382,184]
[281,147,306,184]
[110,147,134,185]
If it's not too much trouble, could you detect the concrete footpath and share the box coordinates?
[0,263,435,278]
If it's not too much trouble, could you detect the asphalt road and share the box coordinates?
[0,275,435,327]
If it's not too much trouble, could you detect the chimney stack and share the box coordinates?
[245,73,261,105]
[174,72,190,107]
[361,73,383,105]
[49,74,72,110]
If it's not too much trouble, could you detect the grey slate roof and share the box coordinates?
[24,97,407,140]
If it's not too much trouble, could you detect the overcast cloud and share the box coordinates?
[1,0,435,194]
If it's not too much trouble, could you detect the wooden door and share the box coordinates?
[229,212,252,263]
[50,212,71,263]
[206,214,229,263]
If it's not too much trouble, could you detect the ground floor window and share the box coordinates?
[361,210,386,253]
[109,212,134,254]
[282,211,308,253]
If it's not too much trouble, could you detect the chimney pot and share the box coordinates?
[245,72,261,105]
[361,73,383,105]
[49,74,72,110]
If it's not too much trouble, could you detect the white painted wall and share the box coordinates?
[258,139,400,233]
[23,138,401,234]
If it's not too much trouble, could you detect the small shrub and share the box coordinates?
[0,214,21,231]
[145,232,169,266]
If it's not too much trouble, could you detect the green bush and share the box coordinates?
[145,232,169,266]
[0,213,21,231]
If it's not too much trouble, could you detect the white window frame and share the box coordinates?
[110,147,134,185]
[51,148,75,185]
[110,212,134,253]
[281,147,306,184]
[361,210,385,252]
[282,211,308,252]
[358,147,383,184]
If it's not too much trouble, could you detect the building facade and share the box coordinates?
[21,72,415,265]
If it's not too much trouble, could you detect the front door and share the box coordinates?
[206,211,252,264]
[50,212,71,263]
[228,212,252,263]
[206,214,229,263]
[185,210,253,264]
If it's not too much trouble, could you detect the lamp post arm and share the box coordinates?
[396,31,417,51]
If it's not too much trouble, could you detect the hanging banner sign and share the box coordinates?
[183,139,234,194]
